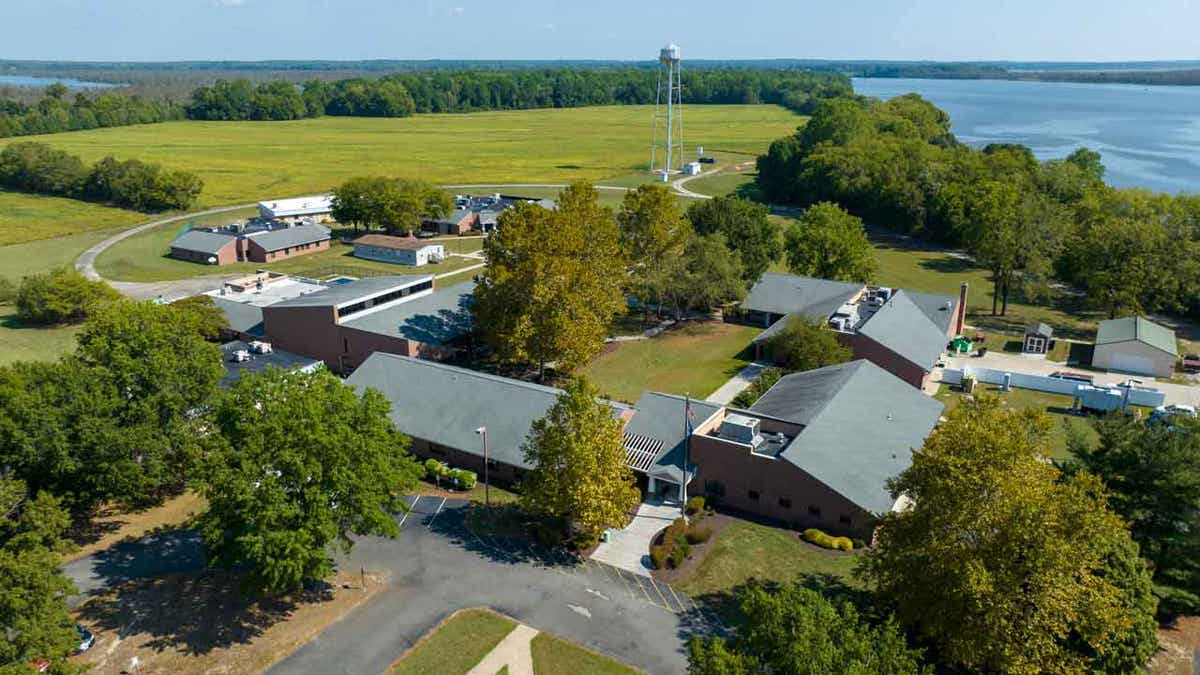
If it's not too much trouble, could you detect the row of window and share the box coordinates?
[339,279,433,319]
[707,480,852,526]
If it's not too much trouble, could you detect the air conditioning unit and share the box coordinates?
[719,413,762,447]
[248,341,273,354]
[229,349,251,363]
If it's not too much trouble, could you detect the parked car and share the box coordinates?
[1050,371,1095,385]
[76,624,94,653]
[1182,354,1200,372]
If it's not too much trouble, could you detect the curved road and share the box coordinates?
[73,178,722,300]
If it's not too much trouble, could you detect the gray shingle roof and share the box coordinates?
[751,360,943,514]
[246,223,330,252]
[347,353,565,469]
[857,290,948,371]
[210,296,264,336]
[901,289,958,335]
[625,392,722,484]
[170,229,237,255]
[1096,316,1178,356]
[742,273,863,320]
[269,275,432,309]
[1026,322,1053,338]
[341,281,476,345]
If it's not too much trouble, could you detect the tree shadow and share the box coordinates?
[425,503,587,572]
[396,296,474,345]
[76,569,322,657]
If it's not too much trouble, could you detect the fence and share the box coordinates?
[943,366,1166,408]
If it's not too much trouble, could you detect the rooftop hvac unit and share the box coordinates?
[719,413,762,447]
[229,349,251,363]
[877,287,893,302]
[869,295,885,307]
[248,341,273,354]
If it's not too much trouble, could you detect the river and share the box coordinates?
[0,74,117,90]
[853,77,1200,194]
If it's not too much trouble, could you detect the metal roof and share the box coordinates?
[347,353,567,470]
[742,273,863,320]
[268,275,433,309]
[218,340,321,388]
[170,229,237,255]
[1096,316,1178,356]
[857,290,947,371]
[353,234,441,251]
[1026,322,1054,338]
[258,195,333,218]
[624,392,722,484]
[341,281,476,345]
[210,296,264,336]
[751,360,943,514]
[246,223,330,252]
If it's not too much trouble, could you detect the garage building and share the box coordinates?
[1093,316,1178,378]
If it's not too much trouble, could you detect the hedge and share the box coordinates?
[802,528,854,552]
[424,459,477,490]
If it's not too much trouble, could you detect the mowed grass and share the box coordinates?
[676,519,861,600]
[0,226,125,283]
[0,190,144,246]
[7,105,803,210]
[579,321,762,404]
[390,609,517,675]
[934,384,1098,460]
[0,306,81,365]
[530,632,641,675]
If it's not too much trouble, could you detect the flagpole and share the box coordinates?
[682,393,690,520]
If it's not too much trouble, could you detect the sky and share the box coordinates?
[1,0,1197,63]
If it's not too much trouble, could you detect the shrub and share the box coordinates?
[832,536,854,552]
[686,526,712,545]
[852,538,867,550]
[450,468,477,490]
[685,496,706,515]
[424,458,449,480]
[802,528,855,551]
[650,545,669,570]
[534,521,566,548]
[669,536,690,568]
[15,267,120,326]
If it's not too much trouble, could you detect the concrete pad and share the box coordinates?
[706,361,772,404]
[468,623,538,675]
[590,502,682,577]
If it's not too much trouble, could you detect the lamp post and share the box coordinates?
[475,426,489,507]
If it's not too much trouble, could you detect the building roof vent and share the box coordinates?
[719,413,763,447]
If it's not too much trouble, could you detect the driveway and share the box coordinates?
[590,501,682,577]
[945,351,1200,407]
[63,497,716,674]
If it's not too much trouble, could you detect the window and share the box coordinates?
[808,505,821,518]
[704,480,725,497]
[778,497,792,509]
[839,515,852,526]
[748,490,760,501]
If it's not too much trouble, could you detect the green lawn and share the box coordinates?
[390,609,516,675]
[0,306,80,365]
[934,384,1098,460]
[579,321,762,404]
[0,191,144,246]
[0,227,126,283]
[676,519,861,601]
[684,170,756,197]
[530,633,640,675]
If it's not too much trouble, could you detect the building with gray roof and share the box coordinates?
[169,229,239,265]
[1093,315,1179,378]
[742,273,863,327]
[624,392,722,500]
[244,223,330,255]
[218,340,321,388]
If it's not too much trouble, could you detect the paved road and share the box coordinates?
[62,497,716,674]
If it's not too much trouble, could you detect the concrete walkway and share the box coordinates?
[590,501,681,577]
[706,361,772,405]
[467,624,539,675]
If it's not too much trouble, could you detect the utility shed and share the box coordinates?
[1093,316,1178,378]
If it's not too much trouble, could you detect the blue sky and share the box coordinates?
[2,0,1196,62]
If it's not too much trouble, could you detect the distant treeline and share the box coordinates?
[0,84,184,138]
[1002,69,1200,86]
[185,69,852,120]
[0,141,202,212]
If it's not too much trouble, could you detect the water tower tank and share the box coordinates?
[660,43,681,63]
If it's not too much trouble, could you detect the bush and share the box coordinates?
[852,538,867,550]
[450,468,477,490]
[669,536,691,568]
[833,536,854,552]
[685,496,706,515]
[15,267,120,326]
[802,528,855,552]
[650,545,669,570]
[534,521,566,548]
[424,458,449,481]
[686,526,712,545]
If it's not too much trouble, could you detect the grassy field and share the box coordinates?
[676,519,860,600]
[0,305,81,365]
[6,105,801,213]
[0,191,144,246]
[0,227,124,283]
[684,170,757,198]
[934,384,1098,460]
[579,321,762,404]
[530,632,640,675]
[390,609,517,675]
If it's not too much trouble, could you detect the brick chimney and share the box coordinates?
[955,282,969,336]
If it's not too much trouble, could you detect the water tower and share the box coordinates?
[650,43,683,181]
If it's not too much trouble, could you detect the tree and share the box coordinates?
[331,176,451,234]
[784,202,875,282]
[1067,147,1106,183]
[762,315,851,372]
[474,182,625,378]
[859,397,1158,674]
[686,196,781,285]
[520,377,639,546]
[617,183,690,300]
[648,233,745,318]
[169,294,228,342]
[197,369,421,593]
[688,583,927,675]
[1067,414,1200,616]
[14,266,119,325]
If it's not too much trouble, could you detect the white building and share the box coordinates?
[353,234,446,267]
[258,195,335,223]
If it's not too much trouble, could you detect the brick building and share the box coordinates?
[169,223,331,265]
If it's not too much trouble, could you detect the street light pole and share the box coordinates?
[476,426,489,508]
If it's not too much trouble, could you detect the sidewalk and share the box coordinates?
[590,501,681,577]
[706,361,772,405]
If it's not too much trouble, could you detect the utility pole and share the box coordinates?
[476,426,489,507]
[682,393,690,520]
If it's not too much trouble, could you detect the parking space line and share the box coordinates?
[398,495,420,529]
[424,497,447,527]
[631,574,655,604]
[663,582,686,613]
[615,568,641,600]
[647,578,673,611]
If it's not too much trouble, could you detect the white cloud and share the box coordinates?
[448,6,465,16]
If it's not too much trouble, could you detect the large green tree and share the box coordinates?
[648,233,746,318]
[784,202,875,282]
[1067,414,1200,616]
[686,196,781,285]
[617,183,690,303]
[197,369,421,593]
[474,182,625,378]
[762,315,851,372]
[330,176,451,234]
[520,377,639,545]
[688,583,928,675]
[860,397,1158,674]
[15,266,119,326]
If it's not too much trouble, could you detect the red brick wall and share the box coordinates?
[262,305,343,367]
[170,240,237,265]
[245,238,330,263]
[838,333,930,389]
[408,437,526,486]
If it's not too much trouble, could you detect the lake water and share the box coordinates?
[0,74,117,90]
[853,77,1200,194]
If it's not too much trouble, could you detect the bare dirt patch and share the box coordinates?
[649,511,735,586]
[1150,615,1200,675]
[72,569,384,675]
[66,492,207,563]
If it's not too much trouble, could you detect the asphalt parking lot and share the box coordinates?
[268,496,719,674]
